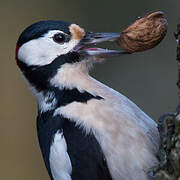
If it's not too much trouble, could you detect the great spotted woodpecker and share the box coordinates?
[15,20,159,180]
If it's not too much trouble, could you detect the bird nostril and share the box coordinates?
[69,24,85,41]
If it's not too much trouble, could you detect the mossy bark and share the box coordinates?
[153,21,180,180]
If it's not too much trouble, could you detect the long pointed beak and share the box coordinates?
[81,32,121,44]
[73,32,130,58]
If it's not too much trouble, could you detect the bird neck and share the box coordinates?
[19,58,109,112]
[50,62,110,97]
[29,62,104,113]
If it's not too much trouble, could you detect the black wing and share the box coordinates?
[37,111,112,180]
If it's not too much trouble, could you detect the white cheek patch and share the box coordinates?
[18,30,80,66]
[50,131,72,180]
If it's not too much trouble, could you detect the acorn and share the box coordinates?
[117,11,168,53]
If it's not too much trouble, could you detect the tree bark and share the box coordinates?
[153,21,180,180]
[175,20,180,96]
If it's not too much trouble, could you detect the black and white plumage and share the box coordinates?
[16,20,160,180]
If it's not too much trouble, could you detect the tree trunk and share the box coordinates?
[153,20,180,180]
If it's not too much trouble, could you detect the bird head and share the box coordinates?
[15,20,127,98]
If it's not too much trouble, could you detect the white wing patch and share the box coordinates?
[49,131,72,180]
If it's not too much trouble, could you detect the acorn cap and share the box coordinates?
[117,11,168,53]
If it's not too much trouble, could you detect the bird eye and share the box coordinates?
[53,33,65,43]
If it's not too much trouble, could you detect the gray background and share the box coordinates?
[0,0,179,179]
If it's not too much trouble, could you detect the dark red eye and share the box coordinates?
[53,33,65,43]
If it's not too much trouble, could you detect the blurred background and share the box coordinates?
[0,0,179,179]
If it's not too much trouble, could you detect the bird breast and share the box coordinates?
[51,67,160,180]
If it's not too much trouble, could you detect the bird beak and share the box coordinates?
[73,32,130,58]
